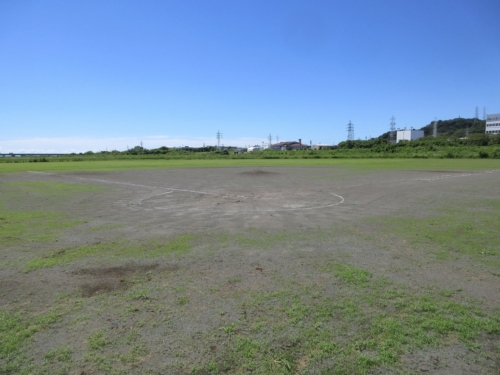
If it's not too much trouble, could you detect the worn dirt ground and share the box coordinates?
[1,165,499,374]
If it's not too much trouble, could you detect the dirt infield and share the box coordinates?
[1,165,500,374]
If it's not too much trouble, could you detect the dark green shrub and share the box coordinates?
[479,151,489,159]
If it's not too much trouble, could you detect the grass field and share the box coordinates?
[1,157,500,174]
[1,160,499,374]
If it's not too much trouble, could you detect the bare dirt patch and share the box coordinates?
[73,263,178,297]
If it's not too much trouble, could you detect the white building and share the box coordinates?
[396,129,424,142]
[485,113,500,135]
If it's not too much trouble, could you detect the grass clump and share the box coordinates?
[88,330,109,350]
[331,262,372,285]
[44,347,72,363]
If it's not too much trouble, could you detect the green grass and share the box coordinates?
[1,158,499,174]
[2,181,103,195]
[25,234,194,271]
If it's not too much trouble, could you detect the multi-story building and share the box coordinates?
[485,113,500,135]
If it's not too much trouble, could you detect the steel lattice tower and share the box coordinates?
[216,130,223,149]
[389,116,396,142]
[347,121,354,141]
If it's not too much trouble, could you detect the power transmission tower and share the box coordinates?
[216,130,223,149]
[389,116,396,143]
[268,133,272,147]
[347,121,354,141]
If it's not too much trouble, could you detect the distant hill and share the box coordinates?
[379,117,486,139]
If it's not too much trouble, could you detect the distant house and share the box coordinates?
[247,145,261,152]
[485,113,500,135]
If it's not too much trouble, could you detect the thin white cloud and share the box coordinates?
[0,136,267,153]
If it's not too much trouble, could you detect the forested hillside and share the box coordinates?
[380,117,486,139]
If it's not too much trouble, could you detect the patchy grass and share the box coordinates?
[0,310,61,355]
[90,223,126,231]
[25,234,194,271]
[188,262,500,374]
[369,198,500,268]
[0,209,83,246]
[0,182,103,248]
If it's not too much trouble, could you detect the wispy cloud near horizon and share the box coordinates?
[0,136,267,154]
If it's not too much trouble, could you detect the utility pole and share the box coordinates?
[433,119,438,137]
[475,106,479,119]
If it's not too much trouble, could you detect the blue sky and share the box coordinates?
[1,0,499,152]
